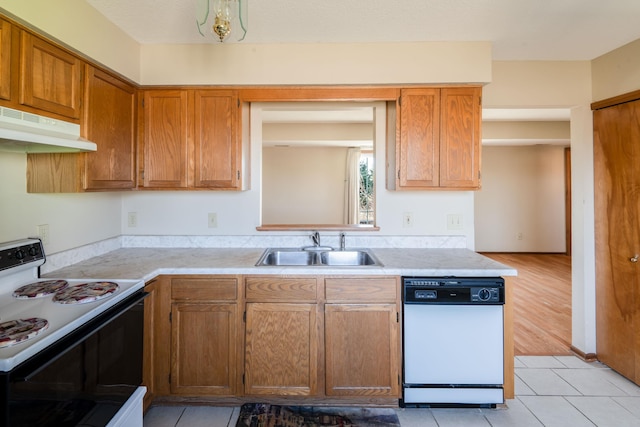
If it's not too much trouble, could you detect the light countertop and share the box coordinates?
[43,248,517,282]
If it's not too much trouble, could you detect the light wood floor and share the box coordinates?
[481,253,572,356]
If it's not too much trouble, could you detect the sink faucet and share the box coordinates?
[339,232,346,250]
[311,231,321,247]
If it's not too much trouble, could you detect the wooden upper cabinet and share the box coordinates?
[142,90,189,188]
[0,18,13,102]
[393,86,481,190]
[399,88,440,187]
[141,89,240,190]
[193,90,240,188]
[20,32,82,120]
[27,67,137,193]
[83,66,136,190]
[439,87,481,188]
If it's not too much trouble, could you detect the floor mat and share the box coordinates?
[235,403,400,426]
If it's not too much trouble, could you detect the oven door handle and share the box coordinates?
[11,291,147,382]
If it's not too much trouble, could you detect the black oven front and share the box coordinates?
[0,290,146,427]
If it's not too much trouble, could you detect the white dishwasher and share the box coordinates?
[401,277,505,407]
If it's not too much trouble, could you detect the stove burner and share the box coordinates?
[53,281,119,304]
[0,318,49,348]
[13,279,69,299]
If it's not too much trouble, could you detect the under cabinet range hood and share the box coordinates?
[0,106,97,153]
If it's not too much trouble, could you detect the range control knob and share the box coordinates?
[28,246,38,256]
[477,288,492,301]
[14,249,25,260]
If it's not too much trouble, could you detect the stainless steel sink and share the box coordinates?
[319,250,380,266]
[257,249,317,266]
[256,248,382,267]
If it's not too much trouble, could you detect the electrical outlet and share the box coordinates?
[403,212,413,228]
[517,232,523,240]
[447,214,463,230]
[127,212,137,228]
[208,212,218,228]
[37,224,49,245]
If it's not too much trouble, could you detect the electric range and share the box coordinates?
[0,238,144,372]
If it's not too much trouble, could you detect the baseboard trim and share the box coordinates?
[570,345,597,362]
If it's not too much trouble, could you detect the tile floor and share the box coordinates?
[143,356,640,427]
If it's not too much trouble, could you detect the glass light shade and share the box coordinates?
[196,0,248,42]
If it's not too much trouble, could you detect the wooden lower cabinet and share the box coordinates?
[170,276,241,396]
[324,277,400,397]
[142,277,171,410]
[325,304,399,396]
[143,274,402,405]
[244,302,318,396]
[171,302,238,395]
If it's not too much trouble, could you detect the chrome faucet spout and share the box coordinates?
[311,231,320,247]
[339,232,346,250]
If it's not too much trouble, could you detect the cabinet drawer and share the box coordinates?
[325,277,398,302]
[171,277,238,301]
[245,277,318,301]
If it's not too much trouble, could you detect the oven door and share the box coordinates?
[1,291,146,427]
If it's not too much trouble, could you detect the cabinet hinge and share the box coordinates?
[243,311,246,322]
[141,98,145,108]
[169,312,172,323]
[397,170,400,180]
[237,170,240,180]
[242,374,245,384]
[237,98,240,108]
[168,374,171,384]
[396,312,399,323]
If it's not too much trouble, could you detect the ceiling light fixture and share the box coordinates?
[196,0,248,42]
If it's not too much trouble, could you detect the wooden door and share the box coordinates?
[142,90,189,188]
[594,99,640,384]
[439,87,481,188]
[0,18,12,101]
[171,302,238,395]
[244,302,318,396]
[20,32,82,119]
[325,303,399,396]
[193,90,240,188]
[398,88,440,188]
[83,66,136,190]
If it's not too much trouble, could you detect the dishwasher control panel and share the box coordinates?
[403,277,505,304]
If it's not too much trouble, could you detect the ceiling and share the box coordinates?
[85,0,640,61]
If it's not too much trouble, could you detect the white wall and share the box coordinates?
[262,146,347,225]
[0,152,122,253]
[120,102,477,246]
[475,145,567,252]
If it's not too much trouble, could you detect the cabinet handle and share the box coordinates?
[631,255,639,263]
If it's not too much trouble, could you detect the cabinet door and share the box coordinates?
[0,18,12,101]
[20,32,82,119]
[594,100,640,384]
[245,302,318,396]
[143,277,171,409]
[171,303,238,395]
[439,87,481,188]
[398,88,440,188]
[142,90,189,188]
[83,66,136,190]
[193,90,240,188]
[325,304,399,396]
